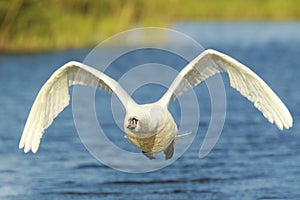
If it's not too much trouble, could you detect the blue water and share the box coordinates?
[1,23,300,199]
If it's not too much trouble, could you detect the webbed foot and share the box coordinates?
[142,151,156,160]
[163,140,174,160]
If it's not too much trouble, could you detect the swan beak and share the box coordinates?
[127,117,138,130]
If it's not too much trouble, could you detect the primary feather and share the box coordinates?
[19,49,293,156]
[19,61,134,153]
[160,49,293,130]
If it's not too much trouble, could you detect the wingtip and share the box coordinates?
[32,149,38,154]
[285,122,293,130]
[24,143,32,153]
[18,142,24,149]
[279,120,293,131]
[278,122,284,131]
[19,139,31,153]
[31,142,39,154]
[21,146,38,154]
[288,115,293,129]
[283,114,293,130]
[23,147,30,154]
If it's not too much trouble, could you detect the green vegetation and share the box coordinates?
[1,0,300,53]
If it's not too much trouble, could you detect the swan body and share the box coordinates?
[19,49,293,160]
[124,103,177,159]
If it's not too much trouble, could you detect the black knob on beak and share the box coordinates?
[127,117,138,130]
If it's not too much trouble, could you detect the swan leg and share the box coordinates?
[142,151,156,160]
[164,140,174,160]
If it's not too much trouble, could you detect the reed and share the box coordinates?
[1,0,299,53]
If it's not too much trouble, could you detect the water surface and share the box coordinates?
[0,23,300,199]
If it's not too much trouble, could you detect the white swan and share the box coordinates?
[19,49,293,160]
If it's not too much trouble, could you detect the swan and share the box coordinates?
[19,49,293,160]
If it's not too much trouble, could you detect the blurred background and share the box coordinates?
[1,0,300,199]
[1,0,300,53]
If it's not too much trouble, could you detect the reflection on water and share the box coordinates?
[0,23,300,199]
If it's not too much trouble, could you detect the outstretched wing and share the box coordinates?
[160,49,293,130]
[19,61,135,153]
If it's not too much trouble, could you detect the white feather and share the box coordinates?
[160,49,293,130]
[19,61,135,153]
[19,49,293,156]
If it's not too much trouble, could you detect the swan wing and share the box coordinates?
[19,61,135,153]
[160,49,292,130]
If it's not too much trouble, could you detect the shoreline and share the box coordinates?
[1,0,300,54]
[1,20,299,54]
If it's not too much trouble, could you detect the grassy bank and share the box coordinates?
[1,0,300,53]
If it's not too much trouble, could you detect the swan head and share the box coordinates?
[125,114,147,133]
[125,104,166,135]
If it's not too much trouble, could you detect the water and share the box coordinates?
[0,23,300,199]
